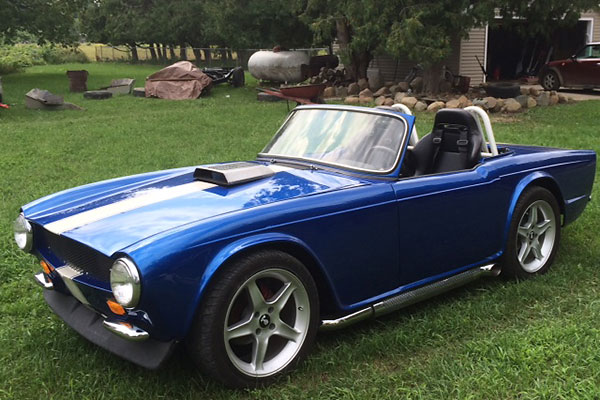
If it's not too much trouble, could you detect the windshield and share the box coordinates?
[261,108,407,172]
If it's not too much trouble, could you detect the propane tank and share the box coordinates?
[248,50,309,83]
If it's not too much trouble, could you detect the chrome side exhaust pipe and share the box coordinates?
[320,264,500,331]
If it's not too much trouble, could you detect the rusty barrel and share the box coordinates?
[66,70,88,92]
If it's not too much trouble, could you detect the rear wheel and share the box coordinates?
[503,187,561,278]
[541,70,560,91]
[187,250,319,388]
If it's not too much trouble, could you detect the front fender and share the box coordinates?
[540,65,564,86]
[502,172,563,248]
[183,232,332,335]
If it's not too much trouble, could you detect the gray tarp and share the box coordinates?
[145,61,212,100]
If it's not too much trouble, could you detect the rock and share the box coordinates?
[359,88,373,98]
[409,77,423,93]
[348,82,360,95]
[400,96,418,109]
[473,98,486,108]
[446,99,461,108]
[457,95,469,108]
[529,87,540,97]
[550,90,557,96]
[466,100,473,107]
[335,86,348,98]
[414,101,427,112]
[427,101,445,112]
[527,97,537,108]
[373,87,391,97]
[558,94,568,104]
[394,92,406,103]
[384,81,395,88]
[375,96,387,106]
[504,98,522,113]
[491,98,504,113]
[483,96,497,110]
[383,98,395,106]
[344,96,360,105]
[537,92,550,106]
[388,85,400,95]
[397,81,409,92]
[549,94,559,105]
[323,86,336,98]
[359,96,374,104]
[358,78,369,91]
[520,87,530,95]
[567,96,576,104]
[515,94,529,108]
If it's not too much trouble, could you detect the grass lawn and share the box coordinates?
[1,63,599,399]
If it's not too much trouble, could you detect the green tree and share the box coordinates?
[0,0,85,44]
[302,0,398,79]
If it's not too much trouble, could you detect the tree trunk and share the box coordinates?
[169,45,176,60]
[192,47,203,64]
[179,43,187,60]
[129,43,139,63]
[205,48,212,66]
[158,44,166,61]
[149,43,157,61]
[422,61,444,94]
[351,50,372,80]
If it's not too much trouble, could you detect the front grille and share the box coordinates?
[35,226,113,282]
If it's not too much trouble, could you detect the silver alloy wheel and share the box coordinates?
[543,73,557,90]
[224,268,311,377]
[515,199,557,273]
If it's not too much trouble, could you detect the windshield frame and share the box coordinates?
[258,105,410,176]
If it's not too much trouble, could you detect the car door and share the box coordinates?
[577,44,600,86]
[392,163,509,286]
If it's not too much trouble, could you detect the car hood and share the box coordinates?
[23,164,365,256]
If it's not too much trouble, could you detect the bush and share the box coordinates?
[0,43,88,74]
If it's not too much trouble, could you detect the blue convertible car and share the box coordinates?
[14,105,595,387]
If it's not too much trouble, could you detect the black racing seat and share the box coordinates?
[409,109,484,176]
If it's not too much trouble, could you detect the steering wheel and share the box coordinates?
[366,145,397,170]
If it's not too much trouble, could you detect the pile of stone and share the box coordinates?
[309,67,349,87]
[321,77,575,114]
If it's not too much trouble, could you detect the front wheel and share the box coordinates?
[541,70,560,91]
[503,186,561,278]
[187,250,319,388]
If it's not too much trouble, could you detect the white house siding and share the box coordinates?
[458,27,487,85]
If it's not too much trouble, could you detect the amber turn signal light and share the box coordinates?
[40,260,54,274]
[107,299,126,315]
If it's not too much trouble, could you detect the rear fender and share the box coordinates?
[502,172,564,248]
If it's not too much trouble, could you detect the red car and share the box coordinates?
[540,43,600,91]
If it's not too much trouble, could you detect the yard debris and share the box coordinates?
[84,90,113,100]
[66,70,88,92]
[145,61,212,100]
[25,88,84,110]
[102,78,136,95]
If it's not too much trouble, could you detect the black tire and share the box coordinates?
[187,250,319,388]
[484,82,521,99]
[503,186,561,279]
[541,70,560,91]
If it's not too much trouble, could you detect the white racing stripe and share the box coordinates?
[45,181,216,234]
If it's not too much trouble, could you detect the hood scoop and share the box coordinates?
[193,162,275,186]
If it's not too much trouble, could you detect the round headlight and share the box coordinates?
[110,258,141,308]
[14,213,33,252]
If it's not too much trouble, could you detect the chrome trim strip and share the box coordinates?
[34,272,54,289]
[320,264,500,331]
[102,320,150,341]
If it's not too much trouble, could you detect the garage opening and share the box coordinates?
[486,20,590,80]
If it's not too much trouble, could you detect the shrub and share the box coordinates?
[0,43,88,74]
